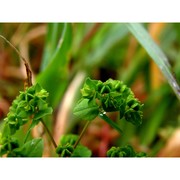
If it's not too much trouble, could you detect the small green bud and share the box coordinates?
[56,143,74,157]
[81,87,95,98]
[100,85,111,94]
[97,81,104,92]
[114,81,121,91]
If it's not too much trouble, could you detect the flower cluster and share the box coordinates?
[4,83,52,135]
[107,145,147,157]
[0,84,52,157]
[56,134,92,157]
[74,78,143,126]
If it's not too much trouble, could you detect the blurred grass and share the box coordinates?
[36,23,72,108]
[0,23,180,157]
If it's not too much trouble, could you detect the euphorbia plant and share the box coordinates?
[0,84,53,157]
[73,77,143,133]
[0,35,146,157]
[0,35,54,157]
[71,77,146,157]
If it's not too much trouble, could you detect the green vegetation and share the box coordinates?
[0,23,180,157]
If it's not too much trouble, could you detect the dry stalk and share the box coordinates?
[54,71,86,144]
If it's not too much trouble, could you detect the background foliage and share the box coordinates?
[0,23,180,157]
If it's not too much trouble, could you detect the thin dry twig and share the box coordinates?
[0,35,32,88]
[19,25,46,84]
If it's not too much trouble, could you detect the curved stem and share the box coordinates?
[41,120,57,149]
[99,113,123,134]
[0,35,32,87]
[73,121,91,149]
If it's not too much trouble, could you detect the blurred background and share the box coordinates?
[0,23,180,157]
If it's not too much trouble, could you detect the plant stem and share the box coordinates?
[99,113,123,134]
[73,121,91,149]
[41,120,57,149]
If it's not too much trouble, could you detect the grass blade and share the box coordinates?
[41,23,64,71]
[126,23,180,101]
[84,24,128,67]
[36,23,72,108]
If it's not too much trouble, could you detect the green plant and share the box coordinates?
[107,145,147,157]
[56,134,92,157]
[0,35,55,157]
[0,75,145,157]
[73,77,143,132]
[0,84,53,157]
[1,23,180,158]
[54,77,145,157]
[72,77,145,157]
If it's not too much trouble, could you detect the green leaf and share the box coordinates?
[14,138,43,157]
[73,99,99,121]
[72,145,92,157]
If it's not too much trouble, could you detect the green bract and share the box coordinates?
[56,134,92,157]
[0,83,53,157]
[107,145,147,157]
[3,83,52,135]
[73,77,143,128]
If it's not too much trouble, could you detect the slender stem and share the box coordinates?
[99,113,123,134]
[73,121,91,149]
[41,120,57,149]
